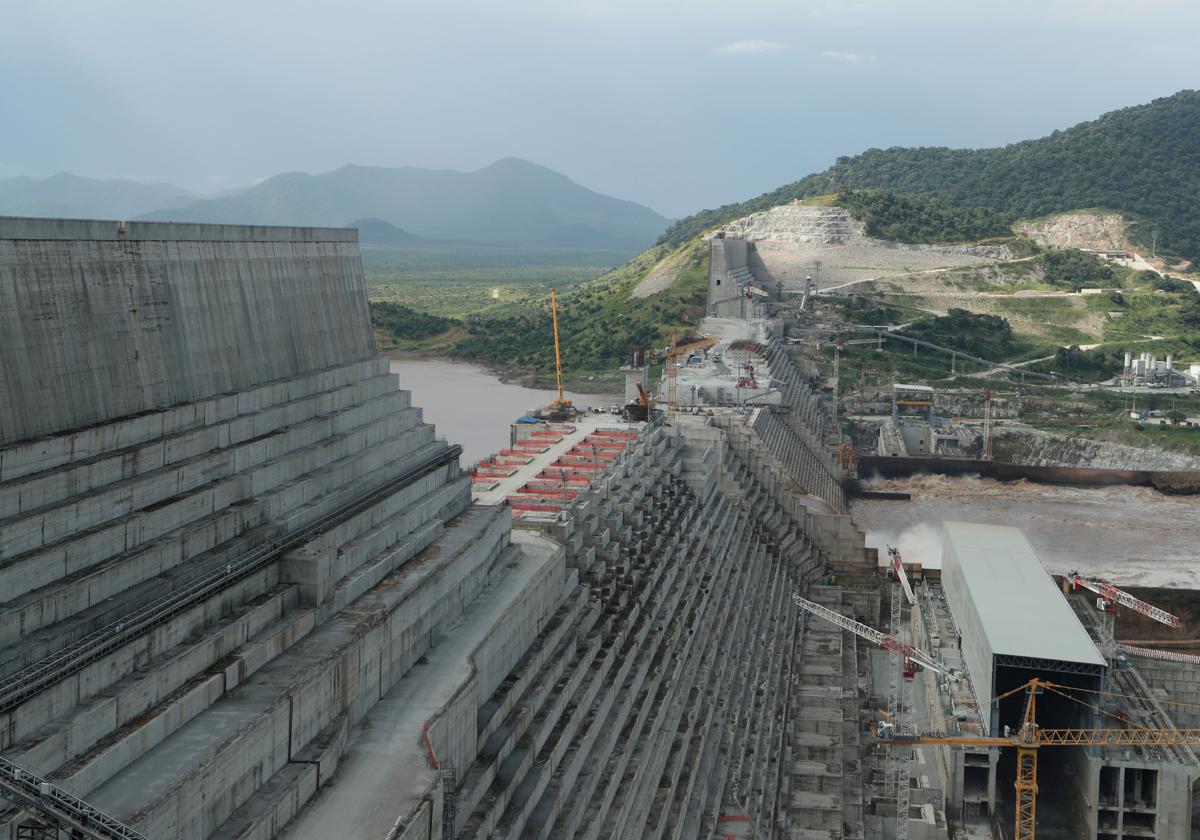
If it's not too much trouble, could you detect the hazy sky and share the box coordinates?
[2,0,1197,217]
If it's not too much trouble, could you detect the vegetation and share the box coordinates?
[363,244,627,318]
[835,189,1013,244]
[369,303,456,342]
[1040,249,1114,290]
[450,241,708,381]
[659,90,1200,266]
[903,309,1015,357]
[368,239,710,388]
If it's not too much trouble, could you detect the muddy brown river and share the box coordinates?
[851,474,1200,588]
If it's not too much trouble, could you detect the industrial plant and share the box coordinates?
[0,214,1198,840]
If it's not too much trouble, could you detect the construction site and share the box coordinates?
[1,213,1200,840]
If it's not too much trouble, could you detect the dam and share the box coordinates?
[2,216,1199,840]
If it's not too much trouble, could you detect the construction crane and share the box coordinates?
[795,587,951,837]
[878,676,1200,840]
[544,289,574,420]
[1067,571,1180,656]
[981,388,996,460]
[792,593,957,683]
[660,335,719,416]
[887,546,916,607]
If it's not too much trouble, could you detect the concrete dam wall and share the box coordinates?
[0,218,874,840]
[0,217,373,446]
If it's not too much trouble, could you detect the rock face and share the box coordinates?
[994,427,1200,471]
[712,205,1011,294]
[1016,211,1129,252]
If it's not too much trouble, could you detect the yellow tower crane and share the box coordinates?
[793,590,1200,840]
[879,677,1200,840]
[546,289,573,419]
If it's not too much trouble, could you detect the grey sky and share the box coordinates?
[2,0,1197,217]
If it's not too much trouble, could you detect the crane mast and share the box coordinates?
[877,676,1200,840]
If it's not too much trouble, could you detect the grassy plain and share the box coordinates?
[362,244,630,318]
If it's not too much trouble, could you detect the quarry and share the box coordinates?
[2,212,1200,840]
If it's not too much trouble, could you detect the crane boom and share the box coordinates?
[1118,644,1200,665]
[1068,572,1180,627]
[886,726,1200,748]
[792,593,956,680]
[888,547,916,606]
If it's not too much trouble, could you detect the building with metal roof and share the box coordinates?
[941,520,1106,733]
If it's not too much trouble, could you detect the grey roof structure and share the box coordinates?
[943,521,1104,667]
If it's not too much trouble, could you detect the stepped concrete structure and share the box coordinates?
[22,209,1196,839]
[0,216,880,840]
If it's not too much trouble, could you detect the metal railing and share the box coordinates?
[0,756,145,839]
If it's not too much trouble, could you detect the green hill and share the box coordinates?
[660,90,1200,266]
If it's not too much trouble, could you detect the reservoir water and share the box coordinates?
[389,357,620,467]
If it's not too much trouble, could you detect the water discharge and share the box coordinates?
[852,473,1200,588]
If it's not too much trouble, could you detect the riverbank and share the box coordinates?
[384,348,626,395]
[388,357,620,466]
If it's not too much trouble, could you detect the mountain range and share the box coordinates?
[660,89,1200,265]
[1,159,670,252]
[0,173,196,220]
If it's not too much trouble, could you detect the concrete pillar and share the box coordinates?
[282,535,337,607]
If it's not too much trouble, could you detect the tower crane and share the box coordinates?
[545,289,574,419]
[1067,571,1180,656]
[792,593,958,685]
[878,676,1200,840]
[888,546,916,607]
[659,334,719,416]
[794,588,954,838]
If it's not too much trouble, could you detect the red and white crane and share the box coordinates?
[792,592,957,682]
[888,546,916,607]
[1067,570,1181,656]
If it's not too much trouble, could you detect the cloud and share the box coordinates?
[710,40,788,56]
[821,50,876,63]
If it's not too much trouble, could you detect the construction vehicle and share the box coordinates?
[539,289,575,421]
[1067,571,1181,657]
[623,382,655,422]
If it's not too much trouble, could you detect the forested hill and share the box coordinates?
[660,90,1200,265]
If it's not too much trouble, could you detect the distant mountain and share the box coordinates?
[141,158,669,251]
[660,90,1200,264]
[346,217,424,245]
[0,173,196,220]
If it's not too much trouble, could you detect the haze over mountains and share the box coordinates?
[1,158,670,252]
[0,173,197,221]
